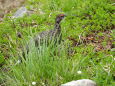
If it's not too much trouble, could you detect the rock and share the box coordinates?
[12,6,27,18]
[61,79,97,86]
[0,0,25,17]
[111,48,115,52]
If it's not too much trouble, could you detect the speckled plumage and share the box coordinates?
[34,14,65,46]
[23,14,66,57]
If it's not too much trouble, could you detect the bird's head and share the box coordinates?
[55,14,66,24]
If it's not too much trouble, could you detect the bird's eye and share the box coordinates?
[61,16,64,18]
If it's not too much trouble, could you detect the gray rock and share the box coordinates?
[111,48,115,52]
[12,6,27,18]
[61,79,97,86]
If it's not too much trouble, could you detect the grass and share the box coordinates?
[0,0,115,86]
[1,40,114,86]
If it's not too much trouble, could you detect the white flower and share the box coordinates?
[32,81,36,85]
[49,12,52,17]
[42,82,45,86]
[15,60,21,65]
[77,71,82,74]
[114,58,115,61]
[72,7,75,9]
[17,60,21,64]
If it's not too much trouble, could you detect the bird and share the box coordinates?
[24,14,66,56]
[34,14,66,47]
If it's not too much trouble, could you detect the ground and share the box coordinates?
[0,0,115,86]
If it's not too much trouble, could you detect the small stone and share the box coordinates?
[111,48,115,52]
[112,3,115,5]
[12,6,27,18]
[61,79,97,86]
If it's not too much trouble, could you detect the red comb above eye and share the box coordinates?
[59,14,65,17]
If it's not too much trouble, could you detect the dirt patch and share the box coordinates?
[68,30,114,52]
[0,0,25,21]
